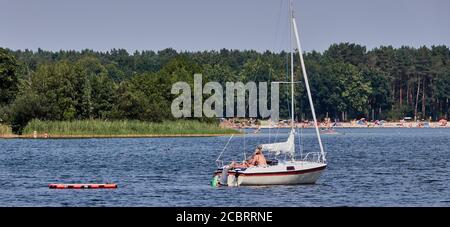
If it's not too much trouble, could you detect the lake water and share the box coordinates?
[0,128,449,207]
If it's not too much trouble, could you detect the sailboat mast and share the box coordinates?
[290,1,326,162]
[289,0,295,129]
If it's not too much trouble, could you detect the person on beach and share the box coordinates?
[229,145,267,169]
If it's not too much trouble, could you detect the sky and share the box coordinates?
[1,0,449,53]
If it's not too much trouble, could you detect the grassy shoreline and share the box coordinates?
[1,119,238,138]
[0,124,12,136]
[1,120,449,139]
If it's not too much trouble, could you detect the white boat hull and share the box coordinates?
[215,161,326,186]
[236,168,324,185]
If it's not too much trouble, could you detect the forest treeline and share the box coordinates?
[0,43,449,134]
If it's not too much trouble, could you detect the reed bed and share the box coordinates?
[22,119,237,136]
[0,124,12,135]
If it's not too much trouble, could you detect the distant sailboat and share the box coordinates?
[212,0,327,186]
[320,128,338,135]
[321,121,339,135]
[253,125,261,134]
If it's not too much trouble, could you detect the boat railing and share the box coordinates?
[215,135,234,168]
[299,152,326,163]
[215,158,237,168]
[215,160,225,168]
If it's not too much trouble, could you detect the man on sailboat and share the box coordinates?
[215,145,267,186]
[229,145,267,169]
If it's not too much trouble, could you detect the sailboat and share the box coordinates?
[212,0,327,186]
[320,121,339,135]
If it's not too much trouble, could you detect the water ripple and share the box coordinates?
[0,128,449,206]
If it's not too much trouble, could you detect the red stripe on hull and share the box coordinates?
[214,166,326,177]
[48,184,117,189]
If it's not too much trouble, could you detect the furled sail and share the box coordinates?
[261,129,295,157]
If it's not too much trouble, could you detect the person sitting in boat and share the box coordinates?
[229,145,267,169]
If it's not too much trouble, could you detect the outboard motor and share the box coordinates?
[219,166,230,186]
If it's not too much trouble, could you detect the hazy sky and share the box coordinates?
[1,0,449,53]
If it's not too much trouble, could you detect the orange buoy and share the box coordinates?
[48,183,117,189]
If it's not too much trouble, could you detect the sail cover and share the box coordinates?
[261,129,295,157]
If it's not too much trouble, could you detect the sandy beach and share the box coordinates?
[0,133,240,139]
[237,121,449,129]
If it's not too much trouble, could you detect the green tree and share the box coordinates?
[90,73,117,119]
[362,67,390,120]
[0,48,19,105]
[10,92,44,134]
[112,72,171,122]
[324,43,367,66]
[321,62,372,120]
[3,44,450,126]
